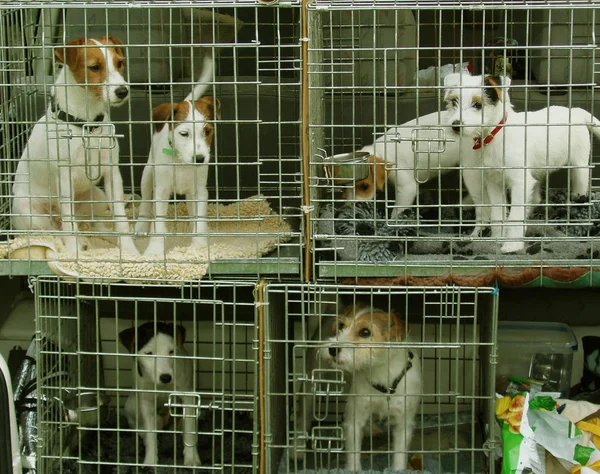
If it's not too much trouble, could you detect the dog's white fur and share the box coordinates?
[291,304,421,472]
[444,72,600,253]
[345,111,463,215]
[119,322,200,467]
[135,55,219,256]
[12,37,138,255]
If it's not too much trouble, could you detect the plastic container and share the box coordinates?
[496,321,578,396]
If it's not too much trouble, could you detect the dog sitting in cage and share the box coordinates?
[343,111,466,216]
[11,37,139,256]
[134,54,220,257]
[119,322,201,467]
[291,304,421,472]
[443,72,600,253]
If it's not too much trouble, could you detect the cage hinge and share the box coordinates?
[27,276,37,294]
[311,426,344,453]
[302,205,314,215]
[263,347,272,360]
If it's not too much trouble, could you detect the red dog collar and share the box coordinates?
[473,114,508,150]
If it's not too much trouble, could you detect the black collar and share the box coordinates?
[370,351,414,395]
[49,96,105,127]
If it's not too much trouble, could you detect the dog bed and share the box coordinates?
[0,195,291,282]
[51,411,254,474]
[318,190,600,264]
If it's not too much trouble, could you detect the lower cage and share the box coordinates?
[33,276,258,473]
[263,284,499,474]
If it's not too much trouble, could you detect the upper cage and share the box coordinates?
[0,2,303,281]
[307,2,600,286]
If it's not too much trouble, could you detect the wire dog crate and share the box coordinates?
[33,276,258,473]
[308,3,600,283]
[263,283,499,474]
[0,3,302,280]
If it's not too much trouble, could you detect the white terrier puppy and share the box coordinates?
[344,111,462,216]
[444,72,600,253]
[119,322,201,467]
[135,55,220,256]
[291,304,421,472]
[12,37,138,255]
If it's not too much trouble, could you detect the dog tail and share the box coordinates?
[185,53,214,102]
[588,113,600,143]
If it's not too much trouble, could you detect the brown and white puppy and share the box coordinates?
[12,37,138,255]
[119,322,200,467]
[135,55,221,256]
[291,304,421,472]
[341,111,462,218]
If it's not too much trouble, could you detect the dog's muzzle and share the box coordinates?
[114,86,129,101]
[452,120,461,133]
[194,154,208,164]
[159,374,172,384]
[328,347,340,357]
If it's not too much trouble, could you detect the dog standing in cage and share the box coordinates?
[134,54,220,256]
[119,322,201,467]
[444,72,600,253]
[343,111,465,215]
[291,304,421,472]
[11,37,138,255]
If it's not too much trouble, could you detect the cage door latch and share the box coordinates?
[166,392,202,419]
[310,368,345,421]
[311,425,344,453]
[392,127,452,184]
[80,123,120,181]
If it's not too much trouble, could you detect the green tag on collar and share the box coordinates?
[162,147,176,156]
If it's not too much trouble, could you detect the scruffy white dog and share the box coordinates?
[291,304,421,472]
[444,72,600,253]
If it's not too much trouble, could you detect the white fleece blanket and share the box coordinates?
[0,196,291,282]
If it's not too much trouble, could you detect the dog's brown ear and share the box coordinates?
[55,38,86,69]
[195,96,221,120]
[102,36,125,58]
[372,156,391,192]
[118,326,137,353]
[152,103,175,132]
[389,312,408,342]
[175,325,186,347]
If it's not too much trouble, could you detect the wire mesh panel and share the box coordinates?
[34,276,258,473]
[264,283,498,474]
[308,2,600,282]
[0,2,302,280]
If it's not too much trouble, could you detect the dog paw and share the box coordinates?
[183,449,201,466]
[191,237,208,248]
[134,220,150,234]
[501,241,525,254]
[288,446,305,462]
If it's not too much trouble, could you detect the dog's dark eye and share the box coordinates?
[117,60,124,69]
[338,322,345,331]
[359,183,369,191]
[473,102,482,110]
[359,328,371,338]
[88,64,101,72]
[169,350,174,355]
[179,131,189,137]
[451,98,459,107]
[145,351,153,355]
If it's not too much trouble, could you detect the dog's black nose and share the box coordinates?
[452,120,461,133]
[115,86,129,100]
[328,347,339,357]
[194,154,206,163]
[159,374,172,384]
